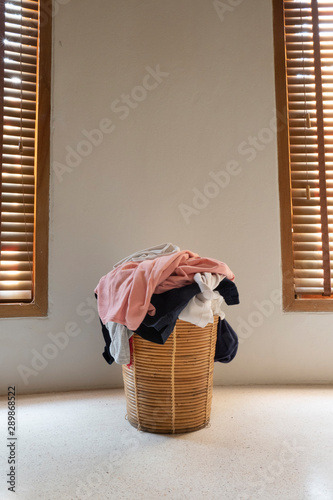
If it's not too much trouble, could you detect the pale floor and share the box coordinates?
[0,386,333,500]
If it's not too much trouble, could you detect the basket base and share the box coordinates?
[126,415,210,434]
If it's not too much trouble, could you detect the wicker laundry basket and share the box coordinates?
[122,316,218,434]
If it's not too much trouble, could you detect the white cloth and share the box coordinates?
[113,243,180,269]
[106,322,134,364]
[179,273,226,327]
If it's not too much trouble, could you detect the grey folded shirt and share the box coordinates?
[106,322,134,364]
[112,243,180,268]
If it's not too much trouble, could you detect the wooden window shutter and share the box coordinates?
[0,0,50,317]
[274,0,333,310]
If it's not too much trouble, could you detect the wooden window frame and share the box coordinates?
[0,0,51,317]
[273,0,333,312]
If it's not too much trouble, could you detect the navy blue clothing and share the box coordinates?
[135,278,239,344]
[215,278,239,306]
[135,283,200,344]
[214,319,238,363]
[95,293,115,365]
[100,318,115,365]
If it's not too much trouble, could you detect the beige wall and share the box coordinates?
[1,0,332,396]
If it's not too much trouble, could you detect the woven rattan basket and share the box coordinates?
[122,316,218,434]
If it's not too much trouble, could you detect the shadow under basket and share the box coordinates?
[122,316,218,434]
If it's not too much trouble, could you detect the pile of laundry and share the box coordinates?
[94,243,240,366]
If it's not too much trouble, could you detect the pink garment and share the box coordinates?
[94,250,234,330]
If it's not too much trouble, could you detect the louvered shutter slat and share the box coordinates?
[1,0,39,303]
[281,0,333,296]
